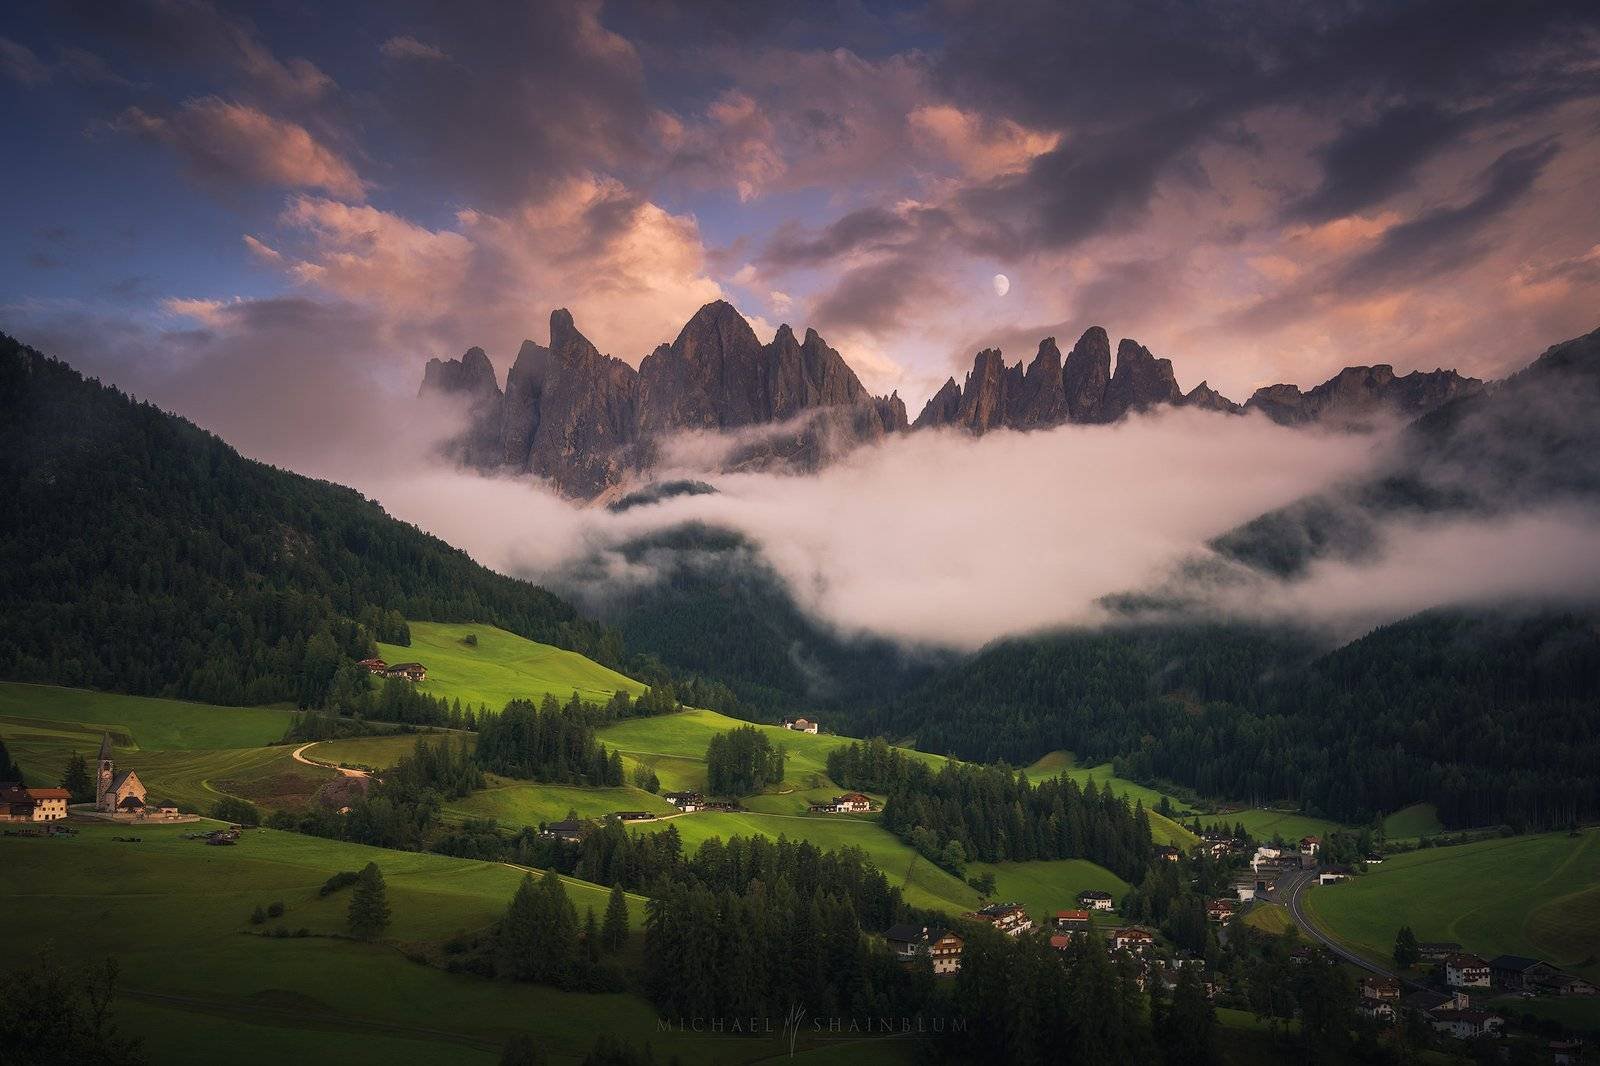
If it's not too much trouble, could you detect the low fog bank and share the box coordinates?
[351,407,1396,650]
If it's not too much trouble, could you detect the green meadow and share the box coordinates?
[1226,808,1344,844]
[377,621,645,708]
[1305,828,1600,980]
[964,859,1131,925]
[0,680,293,753]
[1381,802,1444,840]
[0,821,867,1066]
[310,732,473,770]
[445,779,678,827]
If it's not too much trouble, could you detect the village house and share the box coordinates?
[662,791,703,812]
[1360,975,1401,1001]
[24,787,69,821]
[541,818,591,843]
[1054,909,1092,933]
[1359,997,1395,1022]
[1444,953,1491,988]
[1431,1009,1503,1040]
[1364,853,1384,865]
[1155,844,1181,862]
[884,924,963,975]
[383,662,427,682]
[1205,899,1235,923]
[966,902,1032,937]
[1111,927,1154,954]
[1079,890,1115,911]
[779,717,819,734]
[1418,941,1462,962]
[1299,836,1321,867]
[1401,988,1468,1015]
[1233,871,1278,902]
[357,657,387,674]
[1318,865,1355,885]
[833,792,871,813]
[1534,972,1598,997]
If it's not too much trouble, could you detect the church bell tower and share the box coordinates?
[97,733,114,812]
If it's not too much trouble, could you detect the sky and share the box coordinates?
[3,0,1599,429]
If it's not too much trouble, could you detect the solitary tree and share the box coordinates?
[347,862,391,940]
[1393,925,1419,968]
[61,752,93,803]
[602,883,629,953]
[0,735,21,781]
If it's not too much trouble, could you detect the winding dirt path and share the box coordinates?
[290,742,368,778]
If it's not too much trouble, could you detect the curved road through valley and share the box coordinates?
[290,742,369,777]
[1284,870,1427,990]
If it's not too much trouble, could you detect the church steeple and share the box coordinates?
[96,734,113,812]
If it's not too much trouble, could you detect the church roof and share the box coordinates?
[109,770,141,792]
[99,733,113,762]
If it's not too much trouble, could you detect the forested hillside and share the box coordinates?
[0,334,620,708]
[867,611,1600,831]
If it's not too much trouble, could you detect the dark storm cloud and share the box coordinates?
[1331,139,1562,290]
[812,257,946,333]
[369,0,657,207]
[1286,103,1469,223]
[762,207,918,266]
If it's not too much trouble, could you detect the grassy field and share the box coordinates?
[655,808,983,914]
[446,779,677,827]
[1,820,911,1066]
[1225,809,1344,843]
[1305,829,1600,980]
[1241,903,1296,935]
[1382,803,1444,840]
[964,859,1130,925]
[377,622,646,709]
[0,681,293,753]
[309,732,474,771]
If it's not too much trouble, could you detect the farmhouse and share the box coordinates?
[1431,1009,1503,1039]
[541,818,591,843]
[383,662,427,682]
[358,658,387,674]
[1360,975,1401,1001]
[966,903,1031,936]
[884,924,963,975]
[1359,997,1395,1022]
[1533,972,1598,997]
[1205,899,1235,923]
[1155,845,1181,862]
[1079,890,1115,911]
[1299,836,1321,866]
[1444,953,1491,988]
[96,735,147,813]
[1489,954,1552,990]
[833,792,871,813]
[1111,927,1154,954]
[662,791,703,812]
[780,717,819,734]
[1054,909,1092,933]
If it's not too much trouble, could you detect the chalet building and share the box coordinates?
[1431,1009,1503,1039]
[807,800,838,813]
[1299,836,1321,867]
[541,818,591,843]
[662,791,703,812]
[780,717,820,734]
[1534,972,1598,997]
[358,658,387,674]
[884,924,962,975]
[383,662,427,682]
[1054,909,1092,933]
[96,735,146,813]
[1079,890,1114,911]
[1204,899,1235,923]
[833,793,871,813]
[1418,941,1462,962]
[0,784,67,822]
[1365,853,1385,865]
[1359,997,1395,1022]
[966,903,1031,937]
[1155,845,1181,862]
[1444,953,1491,989]
[1360,975,1401,1001]
[1111,927,1154,954]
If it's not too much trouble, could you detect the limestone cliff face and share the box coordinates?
[421,300,904,496]
[1243,366,1482,427]
[423,300,1486,493]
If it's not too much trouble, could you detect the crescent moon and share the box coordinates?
[993,273,1010,296]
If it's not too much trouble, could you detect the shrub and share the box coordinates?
[319,870,360,897]
[266,901,285,918]
[250,905,266,925]
[210,797,261,827]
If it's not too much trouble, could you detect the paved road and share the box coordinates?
[1282,869,1432,991]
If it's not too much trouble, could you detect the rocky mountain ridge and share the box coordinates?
[423,300,1483,496]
